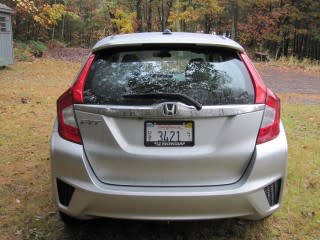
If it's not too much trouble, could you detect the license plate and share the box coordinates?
[144,121,194,147]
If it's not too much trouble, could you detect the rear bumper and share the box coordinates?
[51,123,288,220]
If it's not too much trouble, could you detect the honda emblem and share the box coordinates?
[163,103,177,116]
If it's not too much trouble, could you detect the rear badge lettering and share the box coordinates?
[79,119,102,125]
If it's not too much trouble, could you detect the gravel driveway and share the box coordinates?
[258,65,320,95]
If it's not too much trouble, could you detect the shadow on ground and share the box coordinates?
[60,218,264,240]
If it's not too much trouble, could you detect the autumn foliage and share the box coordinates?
[2,0,320,60]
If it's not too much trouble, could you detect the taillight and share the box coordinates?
[240,52,267,103]
[240,52,280,144]
[57,54,95,144]
[256,89,280,144]
[57,89,82,143]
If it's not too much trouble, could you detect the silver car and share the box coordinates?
[51,31,288,224]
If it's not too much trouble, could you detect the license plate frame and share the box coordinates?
[144,121,194,147]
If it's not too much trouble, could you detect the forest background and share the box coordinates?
[2,0,320,60]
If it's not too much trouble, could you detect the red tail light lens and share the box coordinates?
[57,54,95,144]
[240,52,280,144]
[57,89,82,143]
[240,52,267,104]
[256,89,280,144]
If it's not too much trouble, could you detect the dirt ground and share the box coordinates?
[44,47,90,63]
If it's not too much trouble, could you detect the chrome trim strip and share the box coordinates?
[74,103,265,119]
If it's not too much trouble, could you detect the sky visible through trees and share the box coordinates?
[3,0,320,59]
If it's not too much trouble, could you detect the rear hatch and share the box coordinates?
[74,46,265,186]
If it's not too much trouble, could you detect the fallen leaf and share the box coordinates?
[21,97,31,104]
[301,211,316,218]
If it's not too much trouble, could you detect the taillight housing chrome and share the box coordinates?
[57,54,95,144]
[240,52,280,144]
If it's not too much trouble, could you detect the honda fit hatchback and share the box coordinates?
[51,32,288,223]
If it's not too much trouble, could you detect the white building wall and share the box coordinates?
[0,12,14,66]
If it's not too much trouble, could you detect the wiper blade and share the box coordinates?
[122,93,202,111]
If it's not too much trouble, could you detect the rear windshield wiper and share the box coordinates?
[122,93,202,111]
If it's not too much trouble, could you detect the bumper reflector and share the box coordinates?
[264,179,281,206]
[57,179,75,206]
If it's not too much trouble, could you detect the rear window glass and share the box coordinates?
[84,46,255,105]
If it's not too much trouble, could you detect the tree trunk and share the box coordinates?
[61,13,66,42]
[292,31,297,56]
[299,34,305,59]
[231,0,238,40]
[161,0,164,31]
[52,26,55,41]
[165,0,173,31]
[283,38,289,57]
[204,14,210,33]
[136,0,143,32]
[175,0,181,31]
[275,43,282,59]
[147,0,153,31]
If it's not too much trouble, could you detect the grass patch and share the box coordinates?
[255,57,320,73]
[278,93,320,105]
[274,56,320,72]
[275,104,320,239]
[0,59,319,239]
[0,59,79,240]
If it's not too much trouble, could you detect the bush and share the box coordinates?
[28,40,48,57]
[14,41,48,62]
[14,41,33,62]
